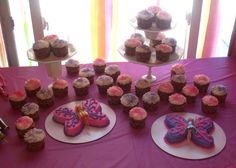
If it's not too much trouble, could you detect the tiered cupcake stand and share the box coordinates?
[118,18,185,83]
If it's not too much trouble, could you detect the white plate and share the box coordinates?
[45,101,116,144]
[27,43,77,63]
[151,113,226,160]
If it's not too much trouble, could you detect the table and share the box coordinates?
[1,57,236,168]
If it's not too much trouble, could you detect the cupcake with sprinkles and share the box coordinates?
[210,84,227,104]
[36,88,54,108]
[15,116,34,138]
[73,77,90,97]
[96,75,114,95]
[171,63,185,77]
[105,64,121,82]
[120,93,139,114]
[202,95,219,114]
[21,102,40,121]
[142,91,160,112]
[157,82,174,101]
[129,107,147,129]
[193,74,210,93]
[116,74,132,93]
[65,59,80,75]
[182,85,199,103]
[24,78,41,97]
[9,91,27,109]
[52,79,68,97]
[79,67,95,84]
[169,93,187,112]
[107,86,124,105]
[93,58,106,74]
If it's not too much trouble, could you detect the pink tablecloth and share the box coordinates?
[1,57,236,168]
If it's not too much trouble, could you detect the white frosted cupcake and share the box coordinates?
[142,91,160,112]
[33,40,51,59]
[21,102,40,121]
[36,88,54,108]
[193,74,210,93]
[105,65,120,82]
[79,67,95,84]
[120,93,139,114]
[73,77,90,97]
[210,85,227,104]
[135,79,151,97]
[96,75,114,95]
[65,59,80,75]
[24,128,46,151]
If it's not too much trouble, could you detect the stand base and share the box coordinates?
[142,74,157,83]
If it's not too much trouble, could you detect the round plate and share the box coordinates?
[45,101,116,144]
[151,113,226,160]
[27,43,77,63]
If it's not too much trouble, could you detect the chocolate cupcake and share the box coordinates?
[107,86,124,105]
[95,75,114,95]
[210,85,227,104]
[116,74,132,93]
[24,128,46,152]
[79,67,95,84]
[33,40,51,59]
[104,65,121,82]
[142,91,160,112]
[150,32,165,47]
[93,58,106,74]
[124,38,142,56]
[157,82,174,101]
[24,78,41,97]
[162,38,177,53]
[135,45,151,63]
[73,77,90,97]
[129,107,147,129]
[156,11,172,30]
[135,79,151,97]
[169,93,187,112]
[147,5,162,20]
[171,74,186,92]
[42,34,58,45]
[36,88,54,108]
[120,93,139,114]
[201,95,219,114]
[15,116,34,138]
[65,59,80,75]
[170,63,185,77]
[51,39,68,57]
[155,44,173,62]
[136,10,154,29]
[130,33,145,44]
[9,91,27,109]
[193,74,210,93]
[52,79,68,97]
[182,85,199,103]
[21,102,40,121]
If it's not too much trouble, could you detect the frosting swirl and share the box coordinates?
[125,38,142,48]
[211,85,227,96]
[135,79,151,89]
[21,102,39,115]
[25,78,41,91]
[53,79,68,89]
[33,40,50,50]
[142,91,160,104]
[73,77,90,88]
[107,86,124,97]
[171,74,186,83]
[65,59,79,67]
[171,63,185,75]
[193,74,210,85]
[105,65,120,75]
[155,44,173,53]
[117,74,132,85]
[121,93,139,107]
[15,116,33,130]
[93,58,106,66]
[182,85,199,96]
[158,82,174,93]
[36,88,53,100]
[79,67,95,77]
[169,93,187,105]
[9,91,26,101]
[129,107,147,120]
[96,75,114,86]
[24,128,45,143]
[202,95,219,106]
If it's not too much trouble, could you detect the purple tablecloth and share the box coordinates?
[1,57,236,168]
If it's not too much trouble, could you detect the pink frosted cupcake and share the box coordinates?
[107,86,124,105]
[125,38,142,56]
[116,74,132,93]
[15,116,34,138]
[52,79,68,97]
[43,34,58,45]
[129,107,147,129]
[157,82,174,101]
[9,91,27,109]
[155,44,173,62]
[130,33,145,44]
[147,5,162,16]
[202,95,219,114]
[156,10,172,29]
[150,32,165,47]
[171,63,185,77]
[93,58,106,74]
[169,93,187,112]
[24,78,41,97]
[182,85,199,103]
[193,74,210,93]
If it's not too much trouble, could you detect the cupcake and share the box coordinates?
[135,45,151,63]
[150,32,165,47]
[24,78,41,97]
[136,10,154,29]
[142,91,160,112]
[124,38,142,56]
[193,74,210,93]
[135,79,151,97]
[73,77,90,97]
[104,65,121,82]
[21,102,40,121]
[36,88,54,108]
[51,39,68,57]
[79,67,95,84]
[32,40,51,59]
[182,85,199,103]
[93,58,106,74]
[9,91,27,109]
[107,86,124,105]
[116,74,132,93]
[130,33,145,44]
[65,59,80,75]
[95,75,114,95]
[171,63,185,77]
[202,95,219,114]
[157,82,174,101]
[52,79,68,97]
[171,74,186,92]
[24,128,46,152]
[156,11,172,30]
[162,38,177,53]
[15,116,34,138]
[129,107,147,129]
[169,93,187,112]
[210,85,227,104]
[120,93,139,114]
[42,34,58,45]
[155,44,173,62]
[147,5,162,17]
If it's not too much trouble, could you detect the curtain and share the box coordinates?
[0,21,8,67]
[228,18,236,57]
